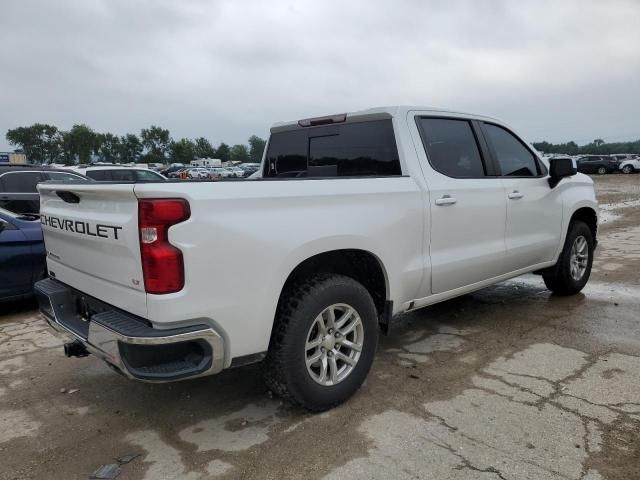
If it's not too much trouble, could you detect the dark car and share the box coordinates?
[0,165,89,214]
[575,155,620,175]
[167,168,188,179]
[0,207,46,302]
[161,164,186,177]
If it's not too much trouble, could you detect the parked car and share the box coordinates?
[186,167,211,179]
[0,207,46,302]
[208,167,235,178]
[575,155,619,175]
[610,154,639,162]
[239,164,260,177]
[76,166,167,182]
[161,164,186,176]
[35,106,597,412]
[227,167,245,178]
[0,165,89,214]
[619,157,640,174]
[167,168,188,179]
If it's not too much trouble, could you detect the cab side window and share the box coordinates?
[484,124,542,177]
[416,118,486,178]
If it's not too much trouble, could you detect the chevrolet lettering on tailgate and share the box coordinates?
[41,214,122,240]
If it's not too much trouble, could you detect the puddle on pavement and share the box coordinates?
[178,402,282,452]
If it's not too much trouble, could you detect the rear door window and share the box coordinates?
[484,124,542,177]
[416,118,486,178]
[0,171,43,192]
[109,170,136,181]
[264,119,401,178]
[85,170,111,181]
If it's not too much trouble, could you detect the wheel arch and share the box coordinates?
[275,249,390,325]
[570,206,598,244]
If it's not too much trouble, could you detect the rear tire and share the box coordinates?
[264,274,378,412]
[597,166,607,175]
[543,221,594,296]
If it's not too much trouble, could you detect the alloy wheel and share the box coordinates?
[569,235,589,281]
[305,303,364,386]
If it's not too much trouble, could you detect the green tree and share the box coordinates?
[118,134,143,163]
[55,131,75,165]
[6,123,60,163]
[564,141,579,156]
[66,124,97,164]
[140,126,171,163]
[193,137,216,158]
[96,133,122,163]
[248,135,266,162]
[216,142,230,162]
[170,138,196,164]
[230,144,250,162]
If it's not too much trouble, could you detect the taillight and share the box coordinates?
[138,199,190,294]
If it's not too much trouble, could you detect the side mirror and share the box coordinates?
[548,158,577,188]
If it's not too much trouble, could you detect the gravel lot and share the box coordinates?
[1,175,639,480]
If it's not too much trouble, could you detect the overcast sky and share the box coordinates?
[1,0,639,151]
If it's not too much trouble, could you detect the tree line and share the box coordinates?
[532,138,640,156]
[5,123,267,165]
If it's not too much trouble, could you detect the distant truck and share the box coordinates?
[35,106,598,412]
[0,152,27,165]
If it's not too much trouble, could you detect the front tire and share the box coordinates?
[543,220,594,295]
[264,274,378,412]
[621,165,633,174]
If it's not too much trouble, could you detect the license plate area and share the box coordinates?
[49,289,112,340]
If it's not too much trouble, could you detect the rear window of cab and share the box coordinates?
[263,119,402,178]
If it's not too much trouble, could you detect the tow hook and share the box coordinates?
[64,340,89,358]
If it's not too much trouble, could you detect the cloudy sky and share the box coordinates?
[1,0,639,151]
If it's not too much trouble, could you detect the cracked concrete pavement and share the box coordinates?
[1,175,639,479]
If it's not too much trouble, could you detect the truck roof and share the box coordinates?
[270,106,502,133]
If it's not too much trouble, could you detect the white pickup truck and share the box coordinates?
[35,106,598,411]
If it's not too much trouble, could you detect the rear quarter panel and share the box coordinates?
[135,178,424,361]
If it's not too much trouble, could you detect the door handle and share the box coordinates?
[508,191,524,200]
[435,195,457,206]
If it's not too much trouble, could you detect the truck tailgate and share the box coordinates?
[38,183,148,318]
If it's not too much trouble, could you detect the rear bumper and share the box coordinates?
[34,278,225,382]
